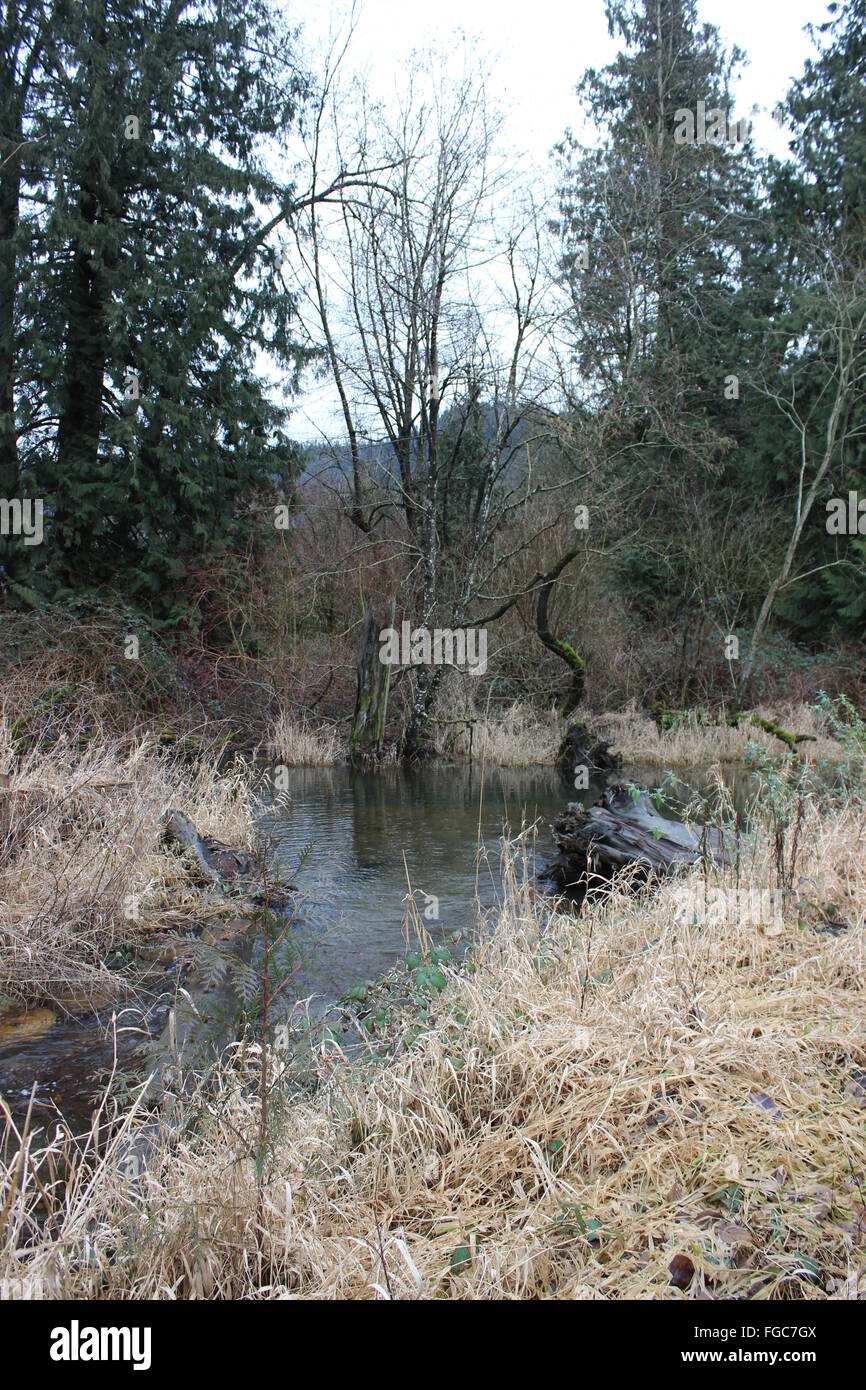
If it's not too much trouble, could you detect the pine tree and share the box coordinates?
[554,0,780,665]
[0,1,53,588]
[768,0,866,637]
[6,0,310,609]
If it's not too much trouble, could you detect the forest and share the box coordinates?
[0,0,864,1319]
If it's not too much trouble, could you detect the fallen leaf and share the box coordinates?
[669,1253,695,1290]
[714,1221,755,1265]
[715,1221,754,1247]
[845,1070,866,1106]
[749,1090,782,1120]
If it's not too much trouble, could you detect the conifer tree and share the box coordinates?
[6,0,310,608]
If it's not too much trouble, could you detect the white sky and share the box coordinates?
[292,0,830,162]
[283,0,832,437]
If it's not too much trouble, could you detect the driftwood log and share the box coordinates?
[546,780,733,892]
[162,810,294,909]
[163,810,258,887]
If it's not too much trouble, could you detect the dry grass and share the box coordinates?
[431,697,565,766]
[585,703,845,768]
[0,711,254,1012]
[2,776,864,1300]
[431,696,844,771]
[267,710,345,767]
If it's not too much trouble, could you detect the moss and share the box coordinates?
[747,715,816,749]
[725,710,817,750]
[551,639,585,677]
[549,640,586,715]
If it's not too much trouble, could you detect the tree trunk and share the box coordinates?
[0,106,22,583]
[348,598,395,768]
[536,542,586,714]
[54,166,110,550]
[400,662,445,762]
[53,0,116,581]
[0,1,45,585]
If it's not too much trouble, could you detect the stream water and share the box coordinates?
[0,760,758,1135]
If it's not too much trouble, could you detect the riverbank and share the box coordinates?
[0,711,256,1018]
[1,746,864,1298]
[268,699,846,770]
[583,704,844,767]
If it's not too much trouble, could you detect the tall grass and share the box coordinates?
[0,711,253,1011]
[267,710,345,766]
[586,702,845,767]
[431,696,565,765]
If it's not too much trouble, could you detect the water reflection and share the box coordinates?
[260,762,585,1007]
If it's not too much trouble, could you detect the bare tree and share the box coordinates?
[294,47,592,755]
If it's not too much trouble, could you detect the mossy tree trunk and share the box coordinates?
[348,598,394,769]
[535,543,586,716]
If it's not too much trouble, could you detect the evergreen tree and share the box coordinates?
[0,1,54,586]
[4,0,310,610]
[554,0,781,680]
[768,0,866,636]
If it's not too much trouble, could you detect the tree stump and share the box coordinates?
[348,599,394,769]
[555,723,622,783]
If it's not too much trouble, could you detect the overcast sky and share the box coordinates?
[284,0,833,438]
[293,0,830,162]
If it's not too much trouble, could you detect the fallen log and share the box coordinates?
[163,810,259,887]
[650,705,817,751]
[162,810,294,909]
[734,712,817,750]
[545,780,733,892]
